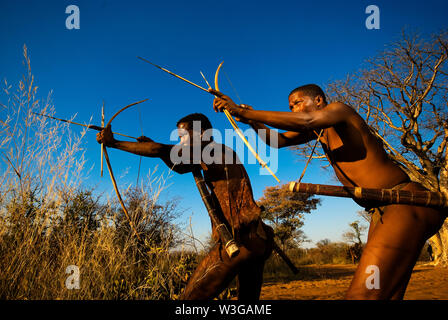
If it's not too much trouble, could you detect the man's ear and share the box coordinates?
[315,95,324,107]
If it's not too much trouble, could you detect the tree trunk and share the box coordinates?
[429,163,448,266]
[429,221,448,266]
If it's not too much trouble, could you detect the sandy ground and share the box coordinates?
[260,263,448,300]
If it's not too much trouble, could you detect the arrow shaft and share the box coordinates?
[138,56,211,94]
[33,112,138,140]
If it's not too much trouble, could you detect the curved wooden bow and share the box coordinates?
[100,102,105,177]
[214,62,280,183]
[102,99,148,242]
[138,57,280,182]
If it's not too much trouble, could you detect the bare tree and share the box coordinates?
[342,221,367,245]
[325,30,448,265]
[357,210,372,224]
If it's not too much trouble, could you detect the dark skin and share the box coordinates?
[211,88,446,300]
[97,121,273,300]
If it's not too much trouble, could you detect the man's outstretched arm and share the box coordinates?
[96,126,195,174]
[211,91,351,132]
[242,106,317,148]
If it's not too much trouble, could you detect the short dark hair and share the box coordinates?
[176,113,213,132]
[289,84,327,104]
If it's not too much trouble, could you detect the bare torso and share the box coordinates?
[202,143,261,240]
[318,105,409,189]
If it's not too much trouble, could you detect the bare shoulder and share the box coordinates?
[325,101,356,114]
[320,101,359,125]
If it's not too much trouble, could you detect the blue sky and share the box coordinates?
[1,0,447,247]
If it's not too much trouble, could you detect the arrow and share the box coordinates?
[32,112,138,140]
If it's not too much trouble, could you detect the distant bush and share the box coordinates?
[305,240,352,265]
[263,238,433,281]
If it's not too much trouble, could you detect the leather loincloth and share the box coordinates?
[367,180,412,228]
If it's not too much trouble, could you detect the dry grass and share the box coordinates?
[0,45,197,300]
